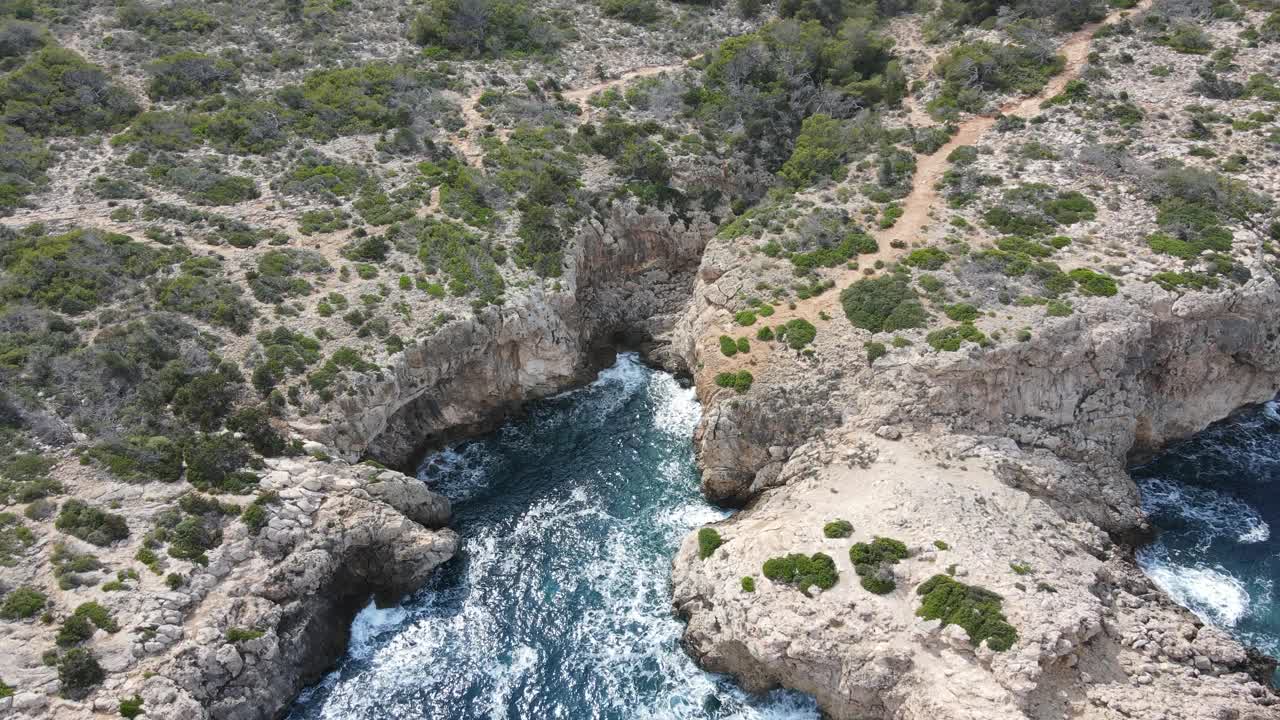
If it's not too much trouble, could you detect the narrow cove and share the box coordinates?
[288,353,817,719]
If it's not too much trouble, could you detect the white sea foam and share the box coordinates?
[348,601,409,661]
[1139,476,1270,547]
[1139,547,1251,627]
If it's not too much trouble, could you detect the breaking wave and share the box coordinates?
[1135,401,1280,669]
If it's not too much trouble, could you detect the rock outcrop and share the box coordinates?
[304,199,716,468]
[0,457,457,720]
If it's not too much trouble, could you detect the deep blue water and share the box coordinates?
[289,354,817,720]
[1135,401,1280,667]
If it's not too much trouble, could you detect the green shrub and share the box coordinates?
[0,585,45,618]
[933,540,949,551]
[57,601,118,645]
[1159,23,1213,54]
[171,363,242,431]
[417,218,505,304]
[225,627,264,643]
[54,648,103,700]
[850,536,908,594]
[714,371,754,393]
[718,335,738,357]
[697,527,723,559]
[756,326,774,341]
[927,41,1065,120]
[226,405,290,457]
[734,310,757,326]
[1045,299,1073,317]
[55,500,129,546]
[780,114,856,187]
[761,552,838,595]
[250,248,330,303]
[943,303,979,322]
[823,519,853,538]
[153,258,257,334]
[916,574,1018,651]
[183,433,253,493]
[146,52,237,99]
[926,323,988,352]
[782,318,817,350]
[0,511,34,566]
[411,0,559,57]
[0,679,12,698]
[902,247,949,270]
[864,341,886,364]
[601,0,660,24]
[1067,268,1117,297]
[849,536,908,566]
[0,47,138,135]
[0,227,172,315]
[841,276,927,333]
[740,576,755,592]
[735,337,750,354]
[120,695,144,719]
[0,121,48,214]
[88,436,182,483]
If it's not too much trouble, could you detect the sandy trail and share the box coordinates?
[704,0,1151,362]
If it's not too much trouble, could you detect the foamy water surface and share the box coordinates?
[1135,402,1280,667]
[288,354,818,719]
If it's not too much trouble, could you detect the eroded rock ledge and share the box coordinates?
[669,264,1280,718]
[302,199,717,468]
[1,458,457,720]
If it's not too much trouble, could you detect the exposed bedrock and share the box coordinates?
[301,200,717,468]
[680,274,1280,526]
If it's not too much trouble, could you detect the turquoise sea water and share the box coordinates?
[288,354,818,720]
[1134,402,1280,672]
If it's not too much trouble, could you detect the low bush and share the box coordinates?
[943,303,979,322]
[916,574,1018,651]
[55,500,129,546]
[0,48,138,135]
[698,527,722,559]
[120,695,144,719]
[146,52,237,99]
[714,370,754,394]
[851,536,908,594]
[782,318,816,350]
[1067,268,1117,297]
[762,552,838,595]
[740,576,755,592]
[601,0,659,24]
[0,585,45,618]
[865,341,886,364]
[926,323,988,351]
[841,276,927,333]
[734,310,757,326]
[902,247,949,270]
[719,335,737,357]
[823,519,853,538]
[411,0,560,57]
[183,434,254,493]
[54,648,103,700]
[225,627,264,643]
[88,436,183,484]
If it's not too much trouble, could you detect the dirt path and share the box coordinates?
[705,0,1151,364]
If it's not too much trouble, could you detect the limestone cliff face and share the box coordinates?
[670,252,1280,718]
[303,200,716,468]
[678,273,1280,523]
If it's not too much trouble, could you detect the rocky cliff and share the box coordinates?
[304,199,716,469]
